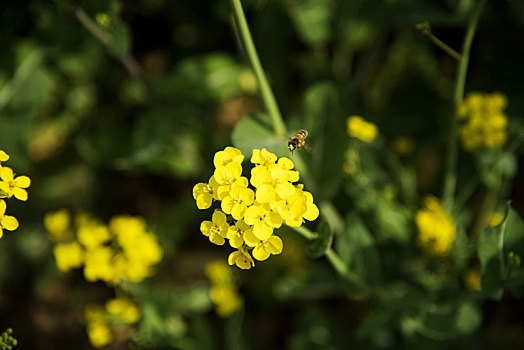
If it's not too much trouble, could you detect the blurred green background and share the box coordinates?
[0,0,523,349]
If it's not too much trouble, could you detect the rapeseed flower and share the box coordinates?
[205,260,243,317]
[458,92,508,151]
[346,115,378,143]
[415,196,455,255]
[0,200,18,239]
[106,297,141,323]
[53,241,84,272]
[44,209,73,241]
[0,166,31,201]
[194,146,319,269]
[85,305,112,348]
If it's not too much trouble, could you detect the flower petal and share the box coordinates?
[231,204,245,221]
[14,176,31,188]
[0,167,14,182]
[196,193,213,209]
[265,210,283,228]
[252,245,270,261]
[0,200,6,216]
[267,235,283,254]
[13,187,28,201]
[212,210,227,225]
[1,215,19,231]
[253,222,272,240]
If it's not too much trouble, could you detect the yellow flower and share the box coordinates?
[106,297,140,323]
[464,266,481,291]
[228,247,255,270]
[0,200,18,238]
[458,92,508,151]
[209,285,244,317]
[488,212,504,228]
[77,224,111,249]
[0,150,9,162]
[214,146,244,168]
[205,260,233,285]
[44,209,72,241]
[226,220,250,248]
[200,210,229,245]
[193,176,219,209]
[221,186,254,220]
[53,241,85,272]
[244,230,283,261]
[251,148,277,166]
[0,167,31,201]
[214,162,245,199]
[347,115,378,143]
[83,246,115,282]
[390,136,416,156]
[415,196,455,255]
[243,203,282,240]
[85,305,112,348]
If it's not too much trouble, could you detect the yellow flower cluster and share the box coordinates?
[45,210,163,284]
[415,196,456,256]
[85,297,140,348]
[193,147,319,269]
[0,150,31,239]
[346,115,378,143]
[205,260,243,317]
[458,92,508,151]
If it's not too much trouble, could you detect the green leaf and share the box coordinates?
[287,0,333,47]
[231,113,288,158]
[337,212,381,285]
[478,203,524,300]
[307,220,334,258]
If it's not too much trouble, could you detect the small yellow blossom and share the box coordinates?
[244,230,283,261]
[53,241,85,272]
[77,224,111,249]
[0,200,19,238]
[106,297,141,323]
[44,209,72,241]
[200,210,229,245]
[0,167,31,201]
[83,246,115,283]
[209,285,244,317]
[464,266,481,291]
[205,260,233,285]
[221,186,254,220]
[347,115,378,143]
[415,196,456,256]
[228,248,255,270]
[488,212,504,228]
[0,150,9,162]
[214,146,244,168]
[390,136,416,156]
[226,220,250,248]
[85,305,112,348]
[244,202,282,240]
[193,176,219,209]
[251,148,277,166]
[458,92,508,151]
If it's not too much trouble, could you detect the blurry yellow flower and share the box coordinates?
[44,209,72,241]
[488,212,504,228]
[458,92,508,151]
[53,241,85,272]
[244,230,283,261]
[0,167,31,201]
[200,210,229,245]
[464,266,481,291]
[83,246,115,282]
[205,260,233,285]
[106,297,140,324]
[390,136,416,156]
[228,248,255,270]
[0,200,19,238]
[85,304,112,348]
[415,196,455,255]
[209,285,244,317]
[347,115,378,143]
[0,150,9,162]
[77,224,111,249]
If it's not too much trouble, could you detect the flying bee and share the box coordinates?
[288,129,308,153]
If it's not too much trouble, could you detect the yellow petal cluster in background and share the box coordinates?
[85,297,141,348]
[205,260,243,317]
[45,210,163,285]
[458,92,508,151]
[346,115,378,143]
[415,195,456,256]
[0,150,31,239]
[193,146,319,270]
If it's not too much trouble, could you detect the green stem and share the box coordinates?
[289,225,318,240]
[230,0,287,137]
[442,0,487,211]
[498,214,507,277]
[417,21,461,61]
